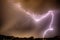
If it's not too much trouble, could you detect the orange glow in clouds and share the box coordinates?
[13,3,54,38]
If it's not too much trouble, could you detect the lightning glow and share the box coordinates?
[14,3,51,22]
[25,12,50,22]
[43,11,54,38]
[14,3,54,38]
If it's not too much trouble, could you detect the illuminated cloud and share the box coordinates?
[14,3,54,38]
[14,3,50,22]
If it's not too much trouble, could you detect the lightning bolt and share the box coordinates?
[14,3,54,38]
[14,3,50,22]
[43,11,54,38]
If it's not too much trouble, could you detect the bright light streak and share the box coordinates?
[43,28,54,38]
[27,12,50,22]
[14,3,50,22]
[43,11,54,38]
[14,3,54,38]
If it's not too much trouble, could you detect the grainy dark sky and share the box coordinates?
[0,0,60,38]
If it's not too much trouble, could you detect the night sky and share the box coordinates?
[0,0,60,38]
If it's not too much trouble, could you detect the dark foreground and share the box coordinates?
[0,35,60,40]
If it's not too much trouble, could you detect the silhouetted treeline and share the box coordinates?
[0,35,60,40]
